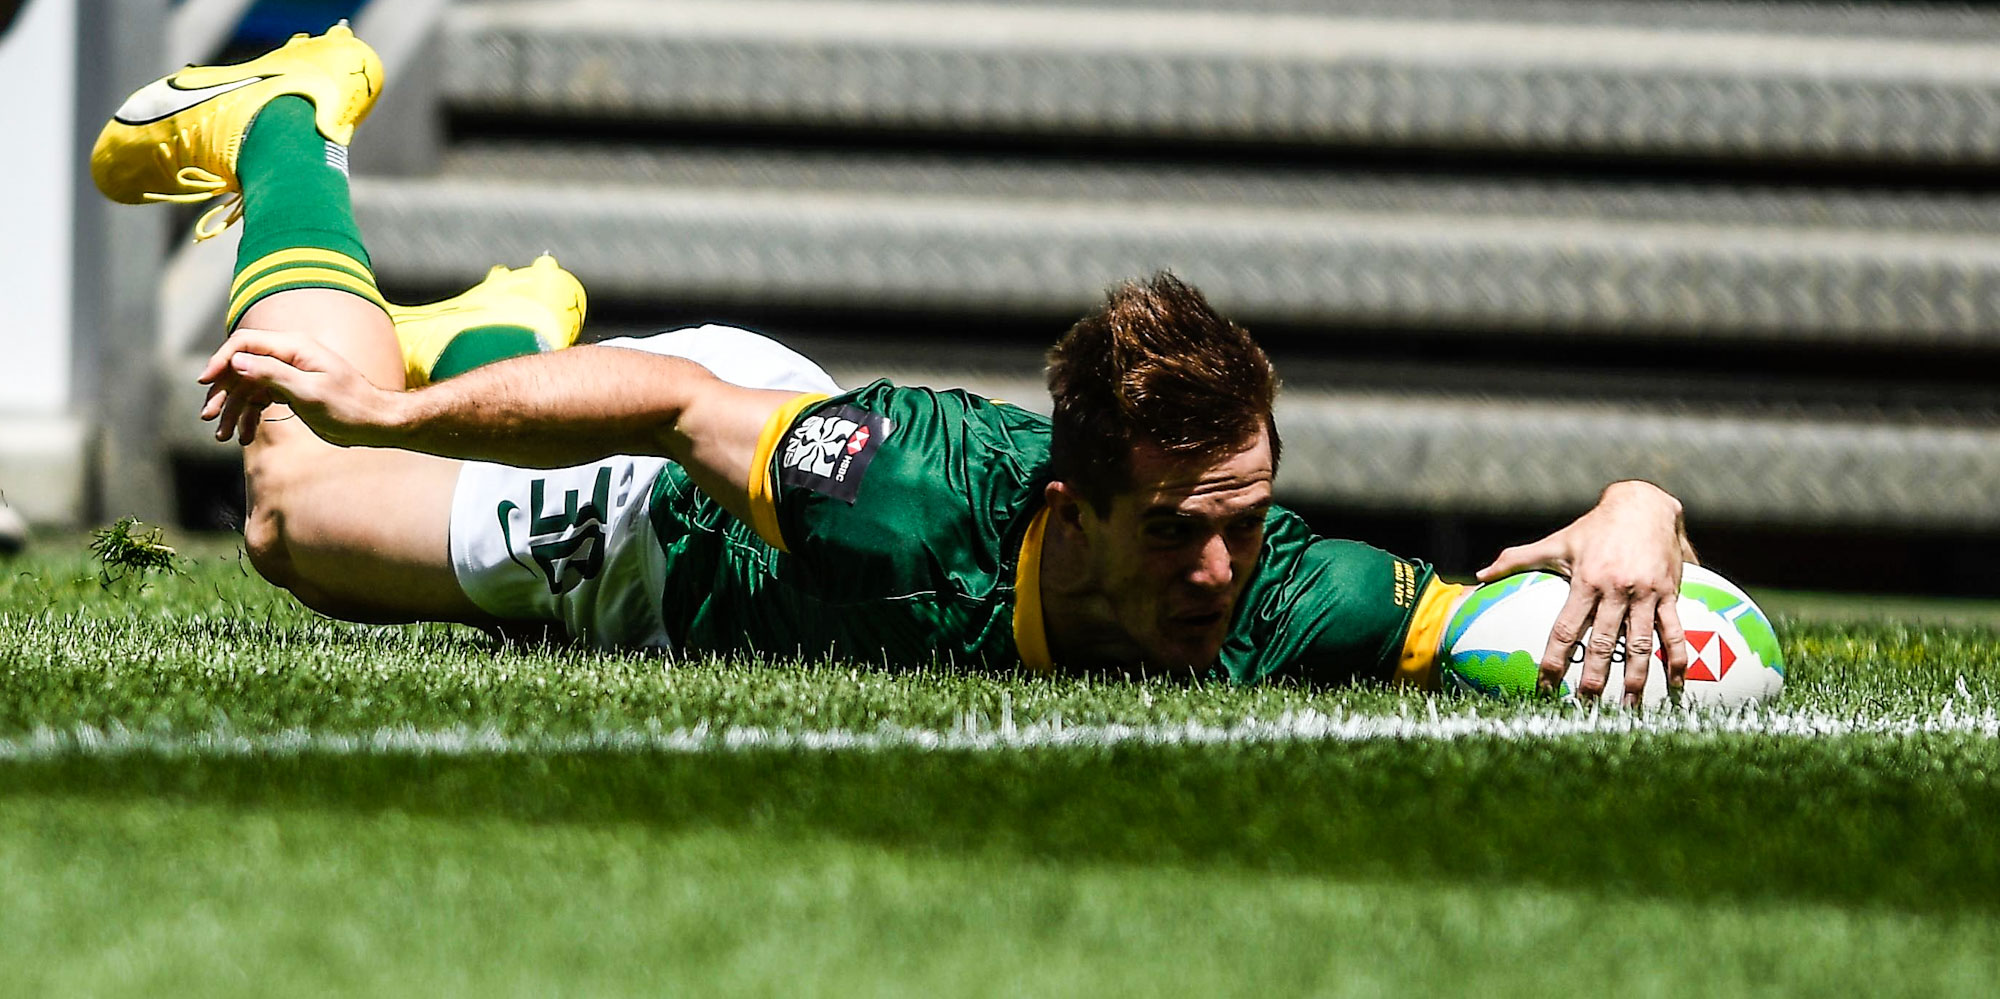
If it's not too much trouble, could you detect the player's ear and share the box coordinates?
[1045,480,1092,534]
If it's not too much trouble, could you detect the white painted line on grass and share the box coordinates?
[2,703,1998,760]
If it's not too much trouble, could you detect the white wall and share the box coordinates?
[0,0,75,416]
[0,0,88,524]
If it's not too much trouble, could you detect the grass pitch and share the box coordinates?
[4,536,1999,995]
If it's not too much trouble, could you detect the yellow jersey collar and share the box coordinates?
[1012,507,1054,675]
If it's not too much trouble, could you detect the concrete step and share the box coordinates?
[441,0,2000,165]
[924,0,1994,38]
[721,333,2000,531]
[159,345,2000,531]
[442,143,2000,235]
[445,0,2000,41]
[350,171,2000,344]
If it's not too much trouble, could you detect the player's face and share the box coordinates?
[1086,430,1274,670]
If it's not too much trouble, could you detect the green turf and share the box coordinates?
[1759,587,2000,630]
[4,536,2000,994]
[5,801,1995,998]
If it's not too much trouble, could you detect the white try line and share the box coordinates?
[1,703,1998,760]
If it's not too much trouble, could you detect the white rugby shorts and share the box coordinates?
[447,325,842,648]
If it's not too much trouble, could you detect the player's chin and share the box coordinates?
[1149,614,1229,670]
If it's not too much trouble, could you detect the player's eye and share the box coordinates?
[1144,520,1195,544]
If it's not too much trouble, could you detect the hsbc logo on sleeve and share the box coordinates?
[780,404,891,503]
[784,415,859,477]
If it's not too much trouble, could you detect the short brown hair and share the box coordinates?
[1046,273,1281,509]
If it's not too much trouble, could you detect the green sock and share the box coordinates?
[226,96,385,329]
[429,325,547,381]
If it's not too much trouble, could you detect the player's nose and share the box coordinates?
[1187,531,1234,592]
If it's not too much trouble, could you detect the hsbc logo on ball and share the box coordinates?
[1656,629,1737,682]
[779,404,891,504]
[1565,629,1739,684]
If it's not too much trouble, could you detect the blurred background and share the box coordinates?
[6,0,2000,594]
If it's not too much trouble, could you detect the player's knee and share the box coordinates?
[240,458,338,604]
[243,521,376,621]
[242,506,299,592]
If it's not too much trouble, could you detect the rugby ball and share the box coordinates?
[1439,563,1784,707]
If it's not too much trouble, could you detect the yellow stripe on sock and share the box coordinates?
[229,265,385,313]
[230,247,376,299]
[229,259,379,309]
[1396,579,1468,690]
[227,267,388,328]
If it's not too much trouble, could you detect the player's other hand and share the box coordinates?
[1475,480,1694,707]
[197,328,399,447]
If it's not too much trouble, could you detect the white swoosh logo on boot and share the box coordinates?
[113,75,271,126]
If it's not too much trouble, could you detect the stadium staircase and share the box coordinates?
[164,0,2000,588]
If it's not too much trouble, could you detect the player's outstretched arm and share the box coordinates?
[1474,480,1698,706]
[199,327,799,523]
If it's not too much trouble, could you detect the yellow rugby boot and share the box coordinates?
[91,22,383,240]
[388,255,590,387]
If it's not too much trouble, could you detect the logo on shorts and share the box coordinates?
[498,466,613,595]
[779,404,890,504]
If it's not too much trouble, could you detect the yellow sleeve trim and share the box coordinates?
[1012,507,1055,676]
[1396,578,1468,690]
[745,392,831,552]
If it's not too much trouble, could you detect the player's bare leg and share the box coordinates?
[228,290,477,623]
[91,25,565,624]
[231,258,587,621]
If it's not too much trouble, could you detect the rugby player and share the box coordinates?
[94,26,1696,701]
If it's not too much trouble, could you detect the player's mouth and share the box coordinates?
[1167,608,1228,631]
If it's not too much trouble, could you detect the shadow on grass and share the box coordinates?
[3,733,1994,916]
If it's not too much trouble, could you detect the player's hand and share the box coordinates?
[1476,480,1693,706]
[197,328,401,447]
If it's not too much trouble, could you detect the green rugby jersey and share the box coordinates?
[649,380,1048,667]
[648,380,1463,684]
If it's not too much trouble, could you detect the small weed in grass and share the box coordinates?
[86,517,181,584]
